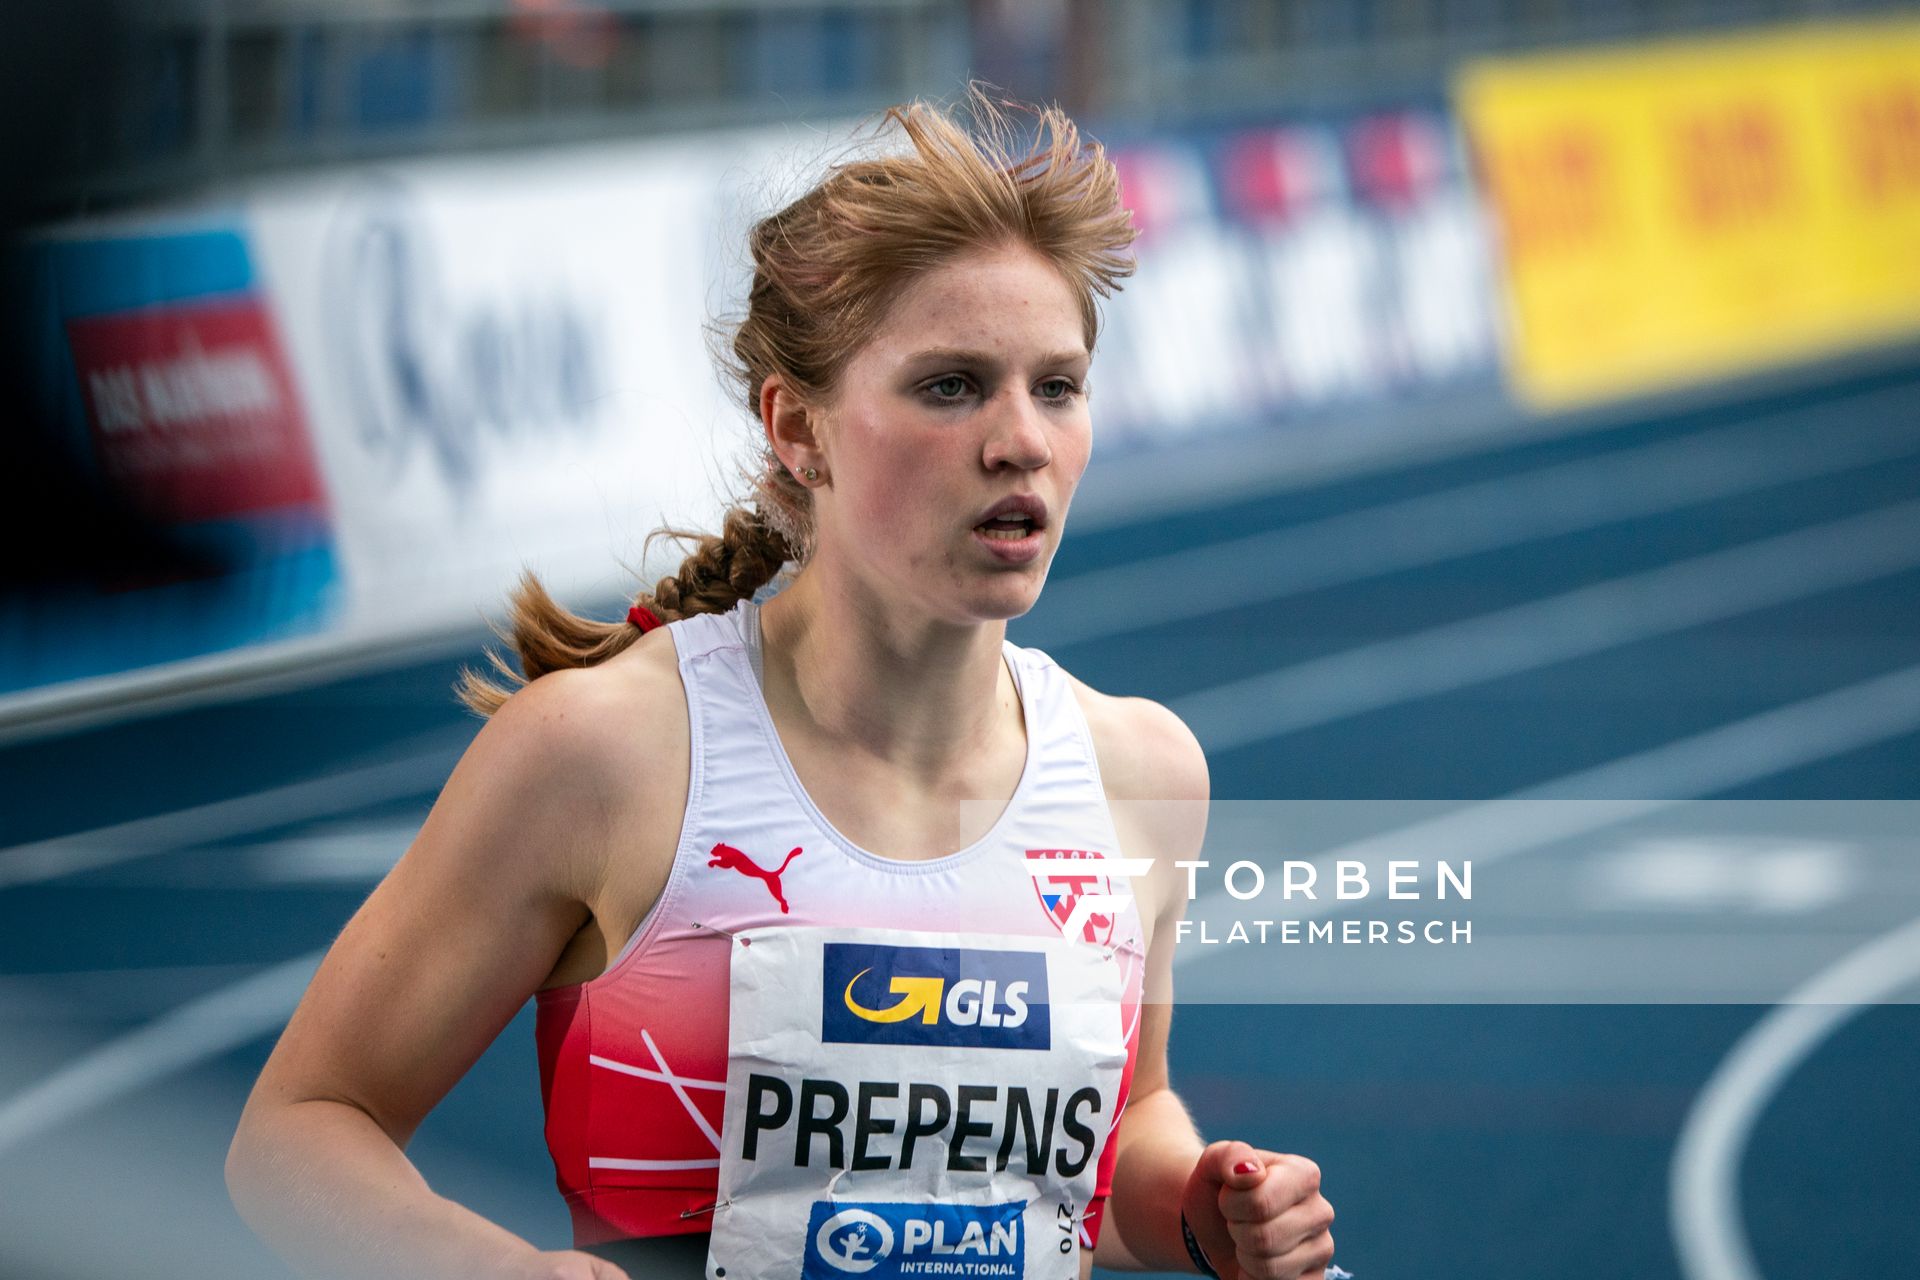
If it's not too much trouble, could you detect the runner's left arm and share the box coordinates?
[1087,699,1335,1279]
[1090,844,1207,1272]
[1085,697,1211,1272]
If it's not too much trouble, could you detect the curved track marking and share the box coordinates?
[1670,914,1920,1280]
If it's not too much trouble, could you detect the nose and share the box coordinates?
[981,388,1053,472]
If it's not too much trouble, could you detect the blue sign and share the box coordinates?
[802,1199,1026,1279]
[822,943,1050,1051]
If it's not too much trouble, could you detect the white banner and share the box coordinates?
[245,132,787,641]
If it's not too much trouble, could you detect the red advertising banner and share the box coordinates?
[65,296,325,522]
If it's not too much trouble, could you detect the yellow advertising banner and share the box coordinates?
[1457,20,1920,406]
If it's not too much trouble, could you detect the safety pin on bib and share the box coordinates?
[690,921,757,948]
[681,1194,734,1220]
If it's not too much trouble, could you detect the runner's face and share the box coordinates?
[813,242,1092,624]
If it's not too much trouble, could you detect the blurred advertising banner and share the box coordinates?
[244,140,755,643]
[3,225,341,694]
[1459,18,1920,408]
[3,107,1504,709]
[4,134,772,709]
[1095,108,1507,443]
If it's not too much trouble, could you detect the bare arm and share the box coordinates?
[1081,693,1212,1272]
[1095,962,1209,1272]
[1081,692,1335,1280]
[226,656,685,1280]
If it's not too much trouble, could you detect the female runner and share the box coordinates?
[227,94,1337,1280]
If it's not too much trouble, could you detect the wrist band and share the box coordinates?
[1179,1208,1221,1279]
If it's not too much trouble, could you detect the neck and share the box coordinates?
[757,564,1015,781]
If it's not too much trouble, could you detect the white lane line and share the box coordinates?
[0,951,320,1155]
[1178,662,1920,952]
[64,821,426,889]
[1067,358,1920,534]
[235,821,418,884]
[1579,838,1859,915]
[1042,401,1920,648]
[1173,499,1920,753]
[0,963,280,1023]
[0,726,469,889]
[1520,664,1920,801]
[1670,912,1920,1280]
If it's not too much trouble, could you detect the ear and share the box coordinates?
[761,373,827,486]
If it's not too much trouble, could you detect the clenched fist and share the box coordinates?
[1181,1140,1336,1280]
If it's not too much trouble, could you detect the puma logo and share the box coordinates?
[707,842,803,914]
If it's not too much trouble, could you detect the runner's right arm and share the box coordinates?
[226,654,688,1280]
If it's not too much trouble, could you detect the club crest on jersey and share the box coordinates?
[821,943,1050,1050]
[1026,849,1116,946]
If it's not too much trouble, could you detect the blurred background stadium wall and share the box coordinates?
[3,3,1917,1278]
[3,0,1914,711]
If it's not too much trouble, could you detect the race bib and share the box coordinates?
[706,926,1127,1280]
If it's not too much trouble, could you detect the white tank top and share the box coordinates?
[533,597,1146,1255]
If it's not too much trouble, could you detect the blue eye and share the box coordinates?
[1037,378,1079,402]
[925,375,969,400]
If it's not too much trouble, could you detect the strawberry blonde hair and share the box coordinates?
[458,90,1135,715]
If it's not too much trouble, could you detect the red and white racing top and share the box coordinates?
[533,598,1145,1255]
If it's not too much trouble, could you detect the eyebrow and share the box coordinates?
[901,346,1090,369]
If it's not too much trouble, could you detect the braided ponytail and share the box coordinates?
[454,506,793,717]
[643,505,795,622]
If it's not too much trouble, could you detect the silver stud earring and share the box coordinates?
[802,467,818,482]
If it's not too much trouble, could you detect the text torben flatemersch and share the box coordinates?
[1172,859,1474,946]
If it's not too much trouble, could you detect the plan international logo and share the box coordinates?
[822,944,1050,1050]
[802,1199,1026,1279]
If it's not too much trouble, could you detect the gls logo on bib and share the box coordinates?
[822,944,1051,1050]
[802,1199,1026,1279]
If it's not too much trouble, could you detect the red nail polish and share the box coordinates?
[1233,1160,1260,1176]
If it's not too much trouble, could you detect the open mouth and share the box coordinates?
[974,515,1038,541]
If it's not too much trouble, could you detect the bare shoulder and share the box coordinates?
[1063,671,1210,932]
[478,630,685,776]
[1063,672,1210,806]
[440,629,690,902]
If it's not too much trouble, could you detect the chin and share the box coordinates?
[963,572,1047,623]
